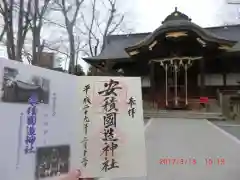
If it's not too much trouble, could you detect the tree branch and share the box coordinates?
[43,18,66,28]
[101,0,116,51]
[16,0,24,60]
[22,0,32,40]
[71,0,84,25]
[88,0,96,56]
[3,0,16,60]
[0,3,4,14]
[45,45,70,57]
[0,24,6,41]
[55,0,86,73]
[31,0,52,65]
[108,14,124,35]
[81,12,98,40]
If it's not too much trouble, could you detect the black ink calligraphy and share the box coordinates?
[81,84,91,167]
[83,84,90,95]
[127,97,136,118]
[24,94,38,154]
[98,79,122,96]
[98,79,122,172]
[102,158,119,172]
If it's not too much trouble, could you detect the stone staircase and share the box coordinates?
[144,110,225,120]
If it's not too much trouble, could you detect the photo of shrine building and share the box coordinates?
[83,8,240,110]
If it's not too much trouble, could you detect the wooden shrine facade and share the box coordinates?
[83,8,240,110]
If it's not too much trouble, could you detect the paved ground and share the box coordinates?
[113,118,240,180]
[143,118,150,125]
[213,120,240,140]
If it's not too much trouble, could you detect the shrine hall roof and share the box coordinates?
[83,24,240,62]
[83,8,240,63]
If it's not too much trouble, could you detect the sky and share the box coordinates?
[131,0,240,32]
[1,0,240,71]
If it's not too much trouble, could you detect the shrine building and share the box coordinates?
[83,8,240,110]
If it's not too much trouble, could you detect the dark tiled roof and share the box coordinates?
[206,25,240,41]
[84,33,149,61]
[84,24,240,61]
[126,20,236,51]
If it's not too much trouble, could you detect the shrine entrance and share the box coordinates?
[167,64,186,108]
[151,57,201,109]
[121,8,236,110]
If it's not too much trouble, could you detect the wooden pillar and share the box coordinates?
[105,61,113,73]
[92,66,97,76]
[200,57,205,96]
[165,64,168,106]
[223,73,227,87]
[150,61,155,106]
[174,62,178,106]
[184,64,188,105]
[222,58,227,87]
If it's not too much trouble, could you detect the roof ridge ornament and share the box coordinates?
[162,7,192,24]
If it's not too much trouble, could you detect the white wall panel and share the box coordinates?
[141,77,150,87]
[198,74,223,86]
[226,73,240,85]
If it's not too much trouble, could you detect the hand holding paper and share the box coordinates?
[60,169,94,180]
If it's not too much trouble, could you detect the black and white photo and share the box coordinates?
[35,145,70,179]
[1,67,50,104]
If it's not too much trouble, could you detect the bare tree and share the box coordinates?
[43,0,132,75]
[74,63,85,76]
[0,0,54,63]
[80,0,132,75]
[0,0,16,60]
[87,65,95,76]
[82,0,126,57]
[31,0,53,65]
[53,0,85,74]
[0,0,32,61]
[0,25,6,41]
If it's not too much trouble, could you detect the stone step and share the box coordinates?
[143,110,225,120]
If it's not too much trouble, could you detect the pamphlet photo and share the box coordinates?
[0,67,50,104]
[35,145,70,178]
